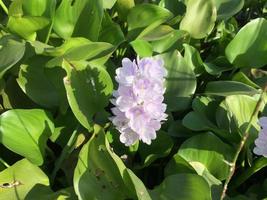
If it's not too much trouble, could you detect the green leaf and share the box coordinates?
[183,44,204,75]
[167,120,195,138]
[53,0,103,40]
[127,4,172,31]
[22,0,56,17]
[183,111,217,131]
[0,109,54,165]
[215,0,244,20]
[140,25,174,41]
[180,0,217,39]
[25,186,77,200]
[138,131,173,168]
[44,37,91,57]
[74,125,151,200]
[165,154,196,177]
[152,30,189,53]
[150,174,212,200]
[7,16,50,40]
[231,157,267,189]
[225,18,267,68]
[178,132,234,180]
[203,56,233,75]
[2,77,37,109]
[99,12,125,46]
[102,0,117,9]
[0,159,49,200]
[232,71,260,89]
[161,50,196,111]
[17,56,62,108]
[183,96,237,142]
[130,39,153,57]
[159,0,186,17]
[62,60,113,130]
[115,0,135,21]
[224,95,261,135]
[205,81,260,96]
[0,36,25,79]
[46,41,114,68]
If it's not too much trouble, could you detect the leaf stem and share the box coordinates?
[0,158,10,168]
[50,125,80,184]
[220,84,267,200]
[0,0,8,15]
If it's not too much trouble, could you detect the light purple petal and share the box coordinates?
[110,56,167,146]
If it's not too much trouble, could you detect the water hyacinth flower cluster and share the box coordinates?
[110,57,168,146]
[254,117,267,157]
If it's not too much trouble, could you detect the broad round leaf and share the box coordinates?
[180,0,217,39]
[0,109,54,165]
[161,50,196,111]
[225,18,267,68]
[53,0,103,40]
[178,132,235,180]
[17,56,62,108]
[46,42,114,68]
[22,0,56,17]
[127,4,172,31]
[62,61,113,130]
[150,174,212,200]
[0,159,49,200]
[152,30,189,53]
[74,125,151,200]
[215,0,244,20]
[224,95,262,142]
[7,16,50,40]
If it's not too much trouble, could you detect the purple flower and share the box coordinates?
[110,57,167,146]
[254,117,267,157]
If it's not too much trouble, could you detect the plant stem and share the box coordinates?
[0,0,8,15]
[45,15,55,44]
[50,125,80,184]
[220,84,267,200]
[0,158,10,168]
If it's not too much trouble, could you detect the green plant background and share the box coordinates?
[0,0,266,199]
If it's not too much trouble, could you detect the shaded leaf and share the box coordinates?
[62,61,113,130]
[0,36,25,78]
[150,174,212,200]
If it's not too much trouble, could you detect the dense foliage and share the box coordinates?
[0,0,267,199]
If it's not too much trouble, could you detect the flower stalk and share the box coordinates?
[220,84,267,199]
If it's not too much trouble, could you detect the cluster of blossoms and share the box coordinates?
[254,117,267,157]
[110,57,168,146]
